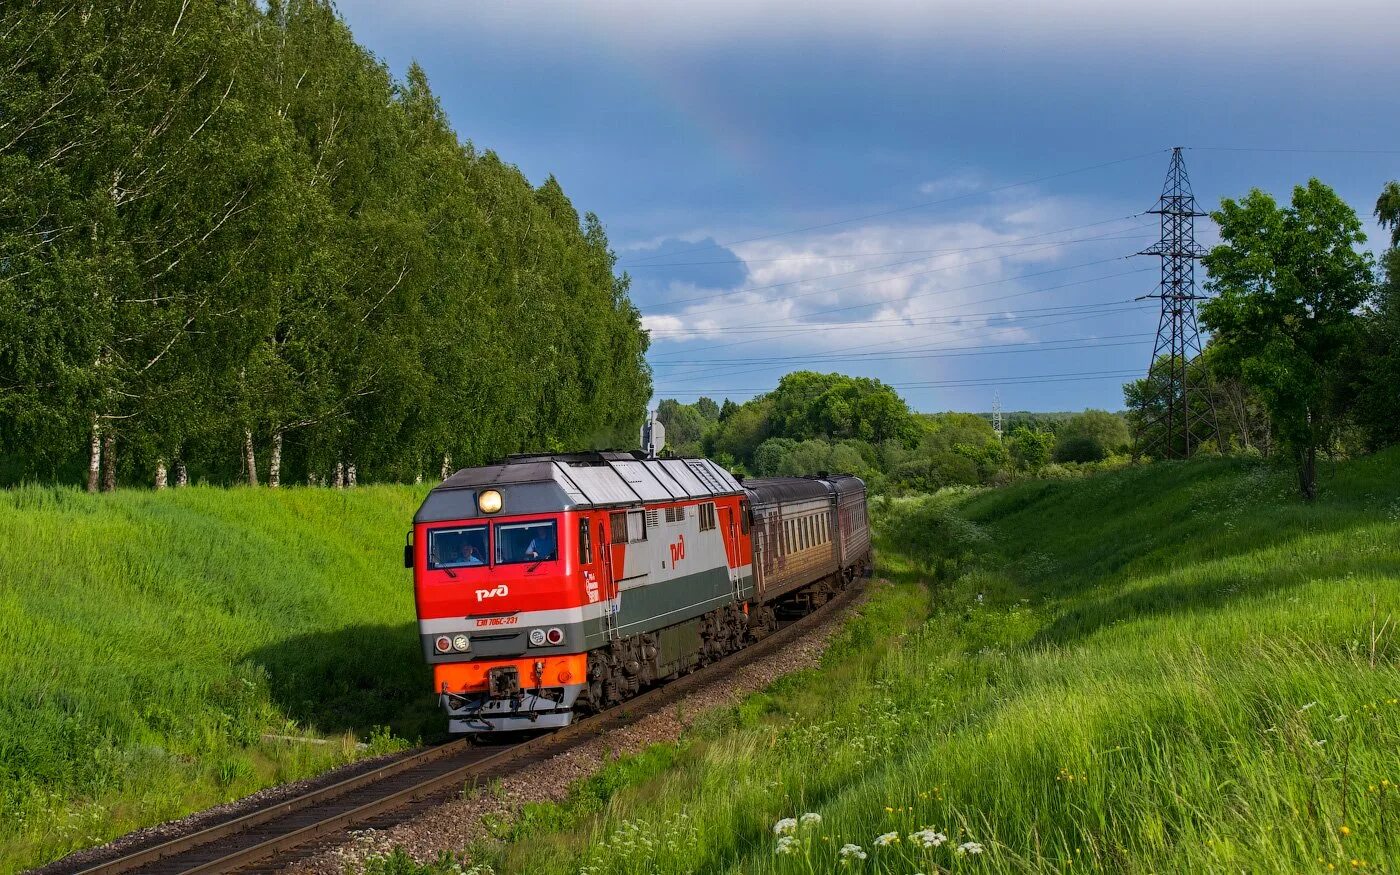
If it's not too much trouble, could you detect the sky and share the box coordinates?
[334,0,1400,414]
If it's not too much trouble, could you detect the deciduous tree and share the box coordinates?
[1200,180,1375,500]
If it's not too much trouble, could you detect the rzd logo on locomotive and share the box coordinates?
[669,533,686,566]
[475,584,510,602]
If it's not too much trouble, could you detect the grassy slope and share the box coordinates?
[0,485,434,873]
[462,452,1400,875]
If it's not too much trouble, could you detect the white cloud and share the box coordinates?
[642,195,1149,382]
[649,202,1111,329]
[918,172,984,197]
[636,189,1162,403]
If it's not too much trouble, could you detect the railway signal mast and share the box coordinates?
[640,409,666,458]
[1135,147,1219,459]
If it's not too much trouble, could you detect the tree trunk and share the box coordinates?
[175,460,189,487]
[346,463,357,487]
[155,459,168,490]
[1299,444,1317,502]
[268,431,283,488]
[332,462,344,489]
[87,418,102,493]
[243,428,258,486]
[440,453,452,481]
[101,433,116,492]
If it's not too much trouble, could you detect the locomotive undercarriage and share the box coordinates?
[577,601,749,712]
[449,556,870,734]
[575,565,863,717]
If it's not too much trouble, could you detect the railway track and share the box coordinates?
[59,581,866,875]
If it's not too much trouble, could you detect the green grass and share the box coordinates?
[428,452,1400,875]
[0,484,436,873]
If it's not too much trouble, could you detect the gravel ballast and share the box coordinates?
[286,584,880,874]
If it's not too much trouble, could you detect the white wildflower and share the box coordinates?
[775,835,799,856]
[773,817,799,836]
[800,812,823,826]
[1299,701,1318,712]
[909,829,948,849]
[957,841,985,856]
[875,831,900,847]
[839,843,868,861]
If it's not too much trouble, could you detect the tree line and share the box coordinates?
[1126,178,1400,499]
[656,372,1133,493]
[0,0,651,490]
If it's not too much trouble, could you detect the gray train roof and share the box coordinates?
[743,474,864,505]
[827,473,868,496]
[415,452,745,523]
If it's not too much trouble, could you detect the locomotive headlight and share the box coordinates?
[434,635,452,653]
[452,634,471,652]
[545,627,564,645]
[477,489,503,514]
[528,628,547,647]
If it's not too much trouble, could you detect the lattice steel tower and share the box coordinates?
[1136,147,1218,458]
[992,390,1003,441]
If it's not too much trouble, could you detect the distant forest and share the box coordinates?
[0,1,651,489]
[654,372,1135,493]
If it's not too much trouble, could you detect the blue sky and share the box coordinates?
[335,0,1400,413]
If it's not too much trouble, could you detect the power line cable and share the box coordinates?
[655,306,1154,385]
[653,332,1151,367]
[620,148,1169,265]
[1188,146,1400,155]
[654,338,1149,387]
[672,254,1146,326]
[627,234,1150,268]
[654,368,1144,397]
[649,280,1143,370]
[638,217,1152,312]
[645,267,1154,360]
[644,301,1153,336]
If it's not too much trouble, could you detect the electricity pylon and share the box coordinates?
[1135,147,1219,459]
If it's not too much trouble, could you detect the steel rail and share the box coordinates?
[67,580,867,875]
[68,739,481,875]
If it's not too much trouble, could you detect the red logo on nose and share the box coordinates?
[669,533,686,565]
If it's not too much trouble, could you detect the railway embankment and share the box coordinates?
[0,484,436,873]
[408,451,1400,874]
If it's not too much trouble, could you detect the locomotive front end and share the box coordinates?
[410,464,598,733]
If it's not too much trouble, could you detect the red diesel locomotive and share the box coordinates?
[406,452,870,733]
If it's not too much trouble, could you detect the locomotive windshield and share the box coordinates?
[495,520,557,564]
[428,525,488,569]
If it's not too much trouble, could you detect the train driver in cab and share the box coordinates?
[524,527,556,561]
[459,543,485,566]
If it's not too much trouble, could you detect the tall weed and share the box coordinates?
[456,450,1400,874]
